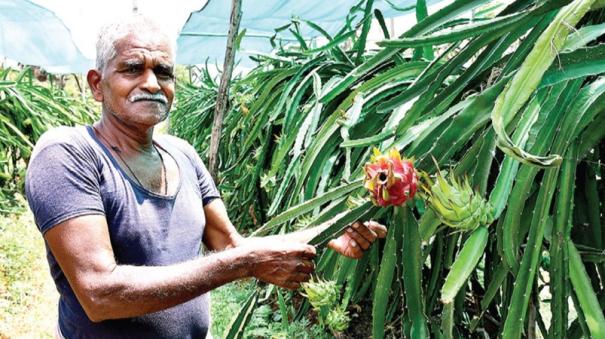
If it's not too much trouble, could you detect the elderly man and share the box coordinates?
[25,16,386,338]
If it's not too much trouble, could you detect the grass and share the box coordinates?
[210,279,333,338]
[0,198,58,338]
[210,279,257,336]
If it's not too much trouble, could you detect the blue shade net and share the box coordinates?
[177,0,444,67]
[1,0,445,72]
[0,0,93,73]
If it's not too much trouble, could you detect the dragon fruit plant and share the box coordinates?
[216,1,605,336]
[363,147,496,338]
[325,307,350,333]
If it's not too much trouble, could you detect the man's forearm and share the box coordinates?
[84,246,251,322]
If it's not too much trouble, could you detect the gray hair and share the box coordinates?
[95,15,177,71]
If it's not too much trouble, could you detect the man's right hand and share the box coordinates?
[244,241,316,290]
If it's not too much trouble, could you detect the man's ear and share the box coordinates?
[87,69,104,102]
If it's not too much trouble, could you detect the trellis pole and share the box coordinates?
[208,0,243,179]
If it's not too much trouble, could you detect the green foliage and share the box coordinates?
[325,307,350,333]
[0,67,97,210]
[244,307,330,339]
[301,277,351,335]
[172,0,605,337]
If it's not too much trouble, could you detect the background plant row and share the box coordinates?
[171,0,605,337]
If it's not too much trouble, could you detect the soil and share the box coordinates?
[343,297,379,339]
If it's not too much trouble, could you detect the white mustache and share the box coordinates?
[129,93,168,104]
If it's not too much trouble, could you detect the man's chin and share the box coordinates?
[129,103,170,123]
[141,111,169,126]
[109,110,169,129]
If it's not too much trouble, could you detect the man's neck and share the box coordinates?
[95,114,156,156]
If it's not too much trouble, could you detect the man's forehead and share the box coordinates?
[114,33,173,62]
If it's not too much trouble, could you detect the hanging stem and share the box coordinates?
[208,0,243,179]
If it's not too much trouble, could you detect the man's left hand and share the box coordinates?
[327,221,387,259]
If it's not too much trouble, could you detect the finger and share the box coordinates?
[347,227,371,250]
[290,272,312,283]
[327,238,344,253]
[297,244,317,259]
[347,240,364,259]
[354,221,377,243]
[281,281,301,290]
[296,259,315,274]
[365,220,387,238]
[329,237,363,259]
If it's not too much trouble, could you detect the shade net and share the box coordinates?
[0,0,92,73]
[1,0,445,72]
[177,0,443,66]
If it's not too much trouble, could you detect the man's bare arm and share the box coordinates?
[202,199,245,251]
[44,214,315,323]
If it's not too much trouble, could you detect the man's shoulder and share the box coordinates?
[157,134,196,155]
[35,125,87,146]
[31,125,90,158]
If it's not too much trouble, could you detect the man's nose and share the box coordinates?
[140,68,161,93]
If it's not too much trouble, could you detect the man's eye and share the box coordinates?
[122,64,142,74]
[155,69,175,80]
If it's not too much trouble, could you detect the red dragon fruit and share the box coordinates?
[363,148,417,207]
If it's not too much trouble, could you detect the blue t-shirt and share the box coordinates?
[25,125,220,338]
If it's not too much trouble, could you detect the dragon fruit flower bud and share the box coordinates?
[300,278,339,311]
[326,307,350,333]
[363,148,417,207]
[429,172,494,231]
